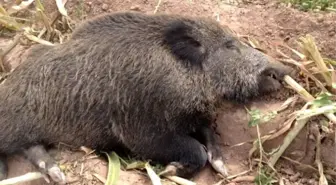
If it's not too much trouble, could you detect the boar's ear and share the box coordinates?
[163,20,207,68]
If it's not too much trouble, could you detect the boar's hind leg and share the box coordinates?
[23,145,66,184]
[193,125,228,177]
[0,155,8,180]
[132,133,208,178]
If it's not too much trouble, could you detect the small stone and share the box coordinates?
[280,167,294,175]
[66,175,80,183]
[84,171,93,180]
[300,178,307,183]
[289,172,300,182]
[130,5,141,11]
[102,4,109,11]
[279,30,285,37]
[316,15,324,23]
[308,179,316,184]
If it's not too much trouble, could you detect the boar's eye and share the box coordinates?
[224,40,234,48]
[224,40,240,53]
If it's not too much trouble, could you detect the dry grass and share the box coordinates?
[0,0,74,73]
[239,33,336,185]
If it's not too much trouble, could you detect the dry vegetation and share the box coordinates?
[242,34,336,185]
[0,0,335,185]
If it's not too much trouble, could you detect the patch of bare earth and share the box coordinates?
[1,0,335,185]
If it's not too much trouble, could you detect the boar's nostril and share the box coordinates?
[263,68,284,82]
[270,73,277,80]
[263,68,277,79]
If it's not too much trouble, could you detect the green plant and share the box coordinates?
[254,168,277,185]
[283,0,336,11]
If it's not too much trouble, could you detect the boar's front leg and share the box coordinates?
[23,145,66,184]
[193,125,228,177]
[0,155,8,180]
[125,132,208,178]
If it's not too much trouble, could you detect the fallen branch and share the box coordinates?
[314,127,328,185]
[23,29,54,46]
[92,173,106,184]
[225,170,251,180]
[268,117,309,168]
[153,0,162,14]
[164,176,196,185]
[0,172,44,185]
[231,176,255,182]
[145,163,162,185]
[282,156,317,171]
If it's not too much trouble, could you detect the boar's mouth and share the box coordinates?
[267,72,284,85]
[257,66,289,95]
[261,66,288,84]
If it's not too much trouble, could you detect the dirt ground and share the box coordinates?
[0,0,336,185]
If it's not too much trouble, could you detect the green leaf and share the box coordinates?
[246,108,277,127]
[262,111,277,122]
[125,161,146,170]
[34,0,45,11]
[254,168,275,185]
[104,152,121,185]
[332,83,336,89]
[312,92,334,107]
[0,5,8,15]
[247,109,262,127]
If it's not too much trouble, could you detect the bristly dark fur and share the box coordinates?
[0,12,293,180]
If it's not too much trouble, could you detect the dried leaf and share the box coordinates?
[93,173,107,184]
[277,57,328,92]
[7,0,34,15]
[34,0,45,11]
[264,115,296,141]
[320,125,330,133]
[55,0,68,17]
[315,129,329,185]
[331,67,336,94]
[298,35,332,86]
[0,16,23,30]
[280,42,306,60]
[276,96,299,112]
[80,146,94,154]
[36,9,53,33]
[246,36,265,52]
[268,118,309,167]
[0,5,8,15]
[24,32,54,46]
[145,163,162,185]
